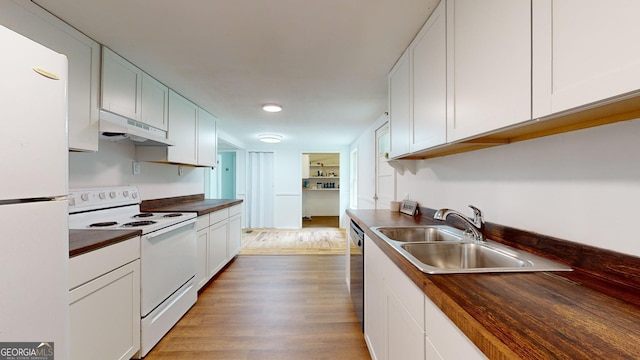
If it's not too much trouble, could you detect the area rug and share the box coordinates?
[240,228,347,255]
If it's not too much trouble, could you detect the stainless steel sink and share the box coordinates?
[371,225,468,243]
[371,225,572,274]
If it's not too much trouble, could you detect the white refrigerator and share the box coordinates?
[0,25,69,359]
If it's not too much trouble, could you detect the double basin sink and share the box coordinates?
[370,225,572,274]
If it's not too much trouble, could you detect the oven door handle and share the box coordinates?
[143,218,197,240]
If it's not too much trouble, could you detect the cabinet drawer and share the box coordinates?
[69,236,140,290]
[229,204,242,217]
[209,208,229,225]
[196,214,210,231]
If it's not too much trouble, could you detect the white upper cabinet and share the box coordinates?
[101,47,142,122]
[388,50,411,159]
[197,108,217,167]
[533,0,640,118]
[410,0,447,152]
[1,1,101,152]
[141,72,169,131]
[446,0,532,142]
[167,90,198,164]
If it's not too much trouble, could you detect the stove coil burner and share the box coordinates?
[163,213,183,218]
[122,220,157,227]
[133,213,155,218]
[89,221,118,228]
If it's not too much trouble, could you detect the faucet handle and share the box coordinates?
[468,205,484,225]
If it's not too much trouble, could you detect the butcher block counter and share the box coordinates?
[69,229,141,257]
[347,208,640,359]
[141,194,242,216]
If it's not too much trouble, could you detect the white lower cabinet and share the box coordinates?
[424,296,487,360]
[196,204,243,290]
[365,235,424,360]
[228,206,243,257]
[208,218,229,279]
[365,234,486,360]
[69,236,140,360]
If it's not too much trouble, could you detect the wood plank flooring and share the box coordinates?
[145,255,371,360]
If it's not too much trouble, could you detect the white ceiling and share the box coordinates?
[34,0,439,149]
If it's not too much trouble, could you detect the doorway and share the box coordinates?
[375,123,395,209]
[301,152,340,228]
[220,152,236,199]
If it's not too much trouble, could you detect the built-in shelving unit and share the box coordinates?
[302,153,340,216]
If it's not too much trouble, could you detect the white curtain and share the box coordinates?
[247,151,275,228]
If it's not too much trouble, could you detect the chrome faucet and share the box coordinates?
[433,205,485,242]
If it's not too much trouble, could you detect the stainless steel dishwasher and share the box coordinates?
[349,219,364,332]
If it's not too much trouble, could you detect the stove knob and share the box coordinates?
[132,192,138,199]
[80,193,89,201]
[123,190,129,197]
[99,192,106,199]
[109,191,117,199]
[68,197,76,206]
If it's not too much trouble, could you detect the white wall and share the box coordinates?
[69,140,205,200]
[395,118,640,257]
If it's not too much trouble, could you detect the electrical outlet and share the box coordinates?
[132,161,141,175]
[178,166,184,176]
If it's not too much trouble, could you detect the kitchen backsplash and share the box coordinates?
[69,140,205,200]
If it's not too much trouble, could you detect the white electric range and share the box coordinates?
[68,186,198,358]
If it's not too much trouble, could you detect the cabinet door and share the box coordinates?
[228,213,242,258]
[141,72,169,130]
[447,0,531,141]
[533,0,640,118]
[69,260,140,360]
[196,229,209,290]
[364,236,387,360]
[425,296,487,359]
[101,47,142,121]
[388,50,411,159]
[208,220,228,278]
[386,283,425,360]
[197,107,217,167]
[1,1,100,152]
[168,90,198,165]
[411,0,447,152]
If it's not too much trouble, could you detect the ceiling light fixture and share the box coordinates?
[258,134,283,143]
[262,103,282,112]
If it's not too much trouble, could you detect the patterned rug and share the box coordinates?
[240,228,347,255]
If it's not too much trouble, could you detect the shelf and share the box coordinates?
[304,176,339,179]
[397,93,640,161]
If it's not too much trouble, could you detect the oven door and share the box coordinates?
[140,219,197,317]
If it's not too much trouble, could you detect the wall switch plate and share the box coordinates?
[132,161,141,175]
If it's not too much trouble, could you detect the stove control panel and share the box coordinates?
[69,186,141,213]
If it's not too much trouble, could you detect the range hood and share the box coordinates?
[99,110,175,146]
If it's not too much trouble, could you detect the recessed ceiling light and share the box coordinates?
[262,104,282,112]
[258,134,283,143]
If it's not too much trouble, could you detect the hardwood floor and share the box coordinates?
[145,255,371,359]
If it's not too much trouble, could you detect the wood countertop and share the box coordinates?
[69,229,141,258]
[141,195,242,216]
[347,209,640,359]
